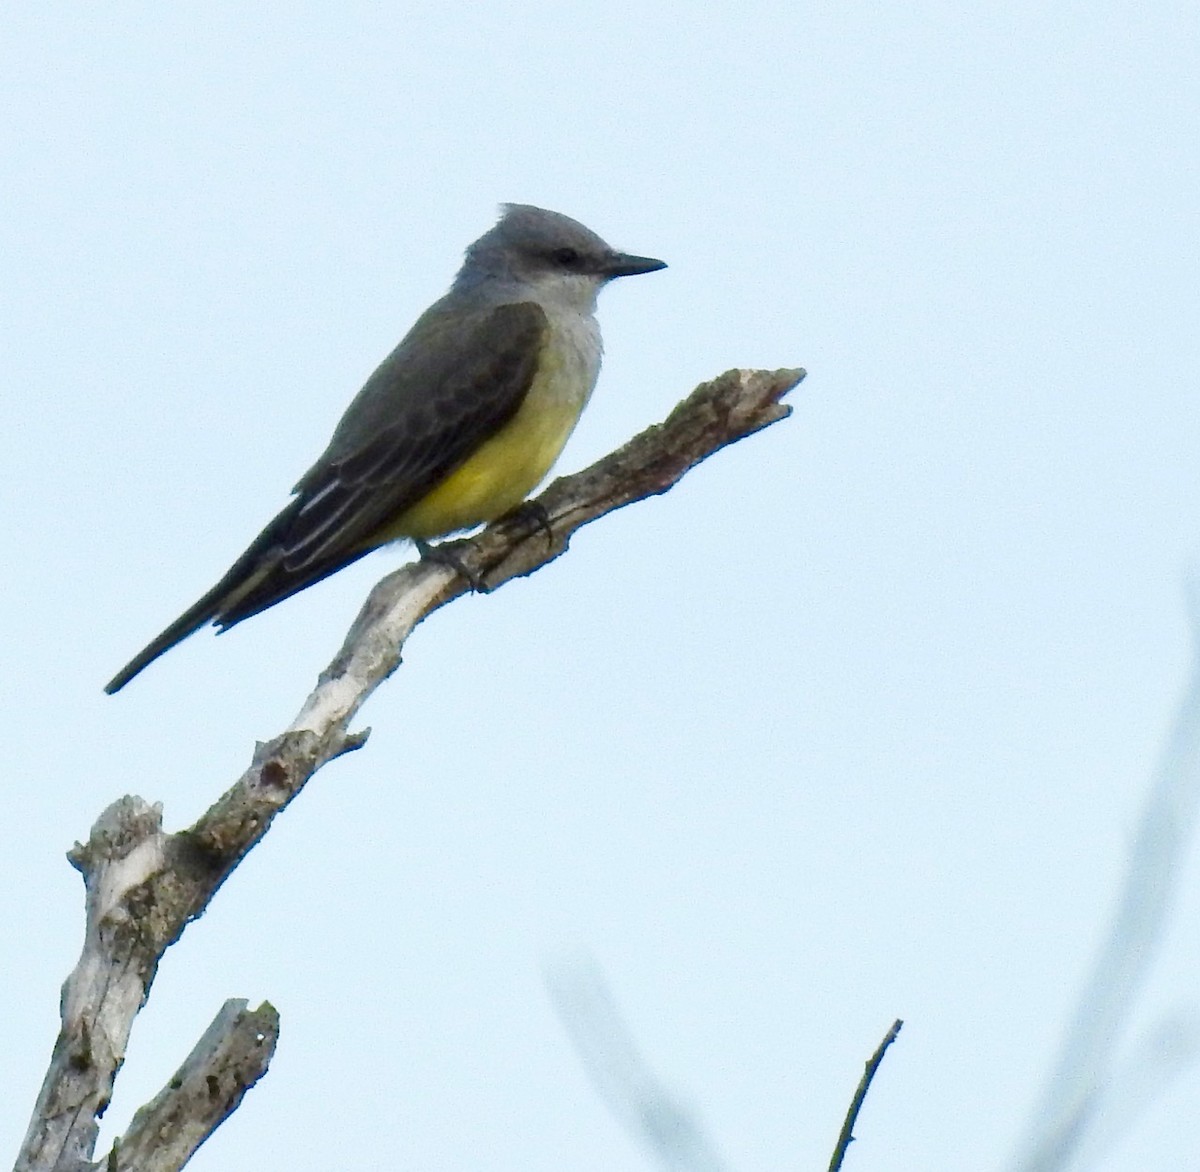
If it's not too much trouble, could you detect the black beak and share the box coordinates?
[603,252,668,278]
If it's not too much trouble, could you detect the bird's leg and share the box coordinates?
[414,501,554,593]
[414,538,489,593]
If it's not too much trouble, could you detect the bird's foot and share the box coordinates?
[415,538,489,593]
[501,500,555,548]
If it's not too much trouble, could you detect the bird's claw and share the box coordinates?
[415,539,490,592]
[503,500,555,548]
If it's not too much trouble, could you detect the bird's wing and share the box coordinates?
[213,298,548,625]
[105,298,549,691]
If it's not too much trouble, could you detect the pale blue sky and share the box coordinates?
[4,2,1200,1168]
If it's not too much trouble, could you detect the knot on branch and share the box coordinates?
[68,797,167,926]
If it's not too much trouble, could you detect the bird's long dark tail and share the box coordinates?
[103,582,230,694]
[105,497,314,694]
[104,496,375,693]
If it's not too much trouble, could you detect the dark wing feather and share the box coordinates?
[104,298,547,692]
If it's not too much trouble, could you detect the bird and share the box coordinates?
[105,204,666,693]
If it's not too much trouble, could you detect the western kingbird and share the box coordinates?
[105,204,665,693]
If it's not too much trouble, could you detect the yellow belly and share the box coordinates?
[377,365,586,541]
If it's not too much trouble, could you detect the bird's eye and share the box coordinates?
[553,247,581,267]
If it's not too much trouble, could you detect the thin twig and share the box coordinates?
[828,1019,903,1172]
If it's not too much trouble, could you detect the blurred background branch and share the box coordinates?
[1009,586,1200,1172]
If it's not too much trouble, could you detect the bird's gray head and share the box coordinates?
[452,204,666,311]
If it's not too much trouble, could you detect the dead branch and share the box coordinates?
[112,999,279,1172]
[14,367,803,1172]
